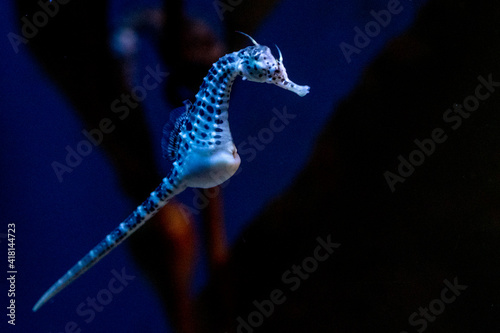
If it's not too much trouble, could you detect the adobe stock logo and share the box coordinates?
[213,0,244,21]
[7,0,72,54]
[229,234,340,333]
[51,64,169,183]
[400,277,467,333]
[52,267,136,333]
[339,0,404,64]
[384,74,499,192]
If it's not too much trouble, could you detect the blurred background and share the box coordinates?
[2,0,500,332]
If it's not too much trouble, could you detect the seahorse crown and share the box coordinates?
[236,32,310,97]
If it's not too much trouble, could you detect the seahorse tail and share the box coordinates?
[32,176,185,312]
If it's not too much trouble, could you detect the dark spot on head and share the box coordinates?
[204,124,209,130]
[215,140,221,145]
[215,128,223,132]
[207,105,214,113]
[216,119,223,124]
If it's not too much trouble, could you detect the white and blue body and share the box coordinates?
[33,34,310,312]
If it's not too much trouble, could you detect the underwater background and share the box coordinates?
[2,0,500,332]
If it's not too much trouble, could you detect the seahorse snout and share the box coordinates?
[283,81,310,97]
[270,67,310,97]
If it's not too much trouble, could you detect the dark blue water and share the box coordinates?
[0,0,425,332]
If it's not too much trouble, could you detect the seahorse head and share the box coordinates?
[236,33,310,97]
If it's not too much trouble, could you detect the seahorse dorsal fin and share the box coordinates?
[161,101,192,161]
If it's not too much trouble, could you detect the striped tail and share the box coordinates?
[32,176,186,312]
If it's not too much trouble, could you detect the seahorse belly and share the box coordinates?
[180,142,240,188]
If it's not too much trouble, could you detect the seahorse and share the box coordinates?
[33,33,310,312]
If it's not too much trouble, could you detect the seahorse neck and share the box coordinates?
[193,52,240,120]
